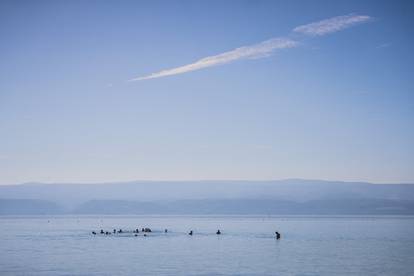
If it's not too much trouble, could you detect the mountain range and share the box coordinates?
[1,179,413,215]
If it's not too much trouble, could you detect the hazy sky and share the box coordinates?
[0,0,413,185]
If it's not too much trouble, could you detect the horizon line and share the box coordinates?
[4,178,413,186]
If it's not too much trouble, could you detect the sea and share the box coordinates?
[0,215,413,275]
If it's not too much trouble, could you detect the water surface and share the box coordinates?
[1,215,413,275]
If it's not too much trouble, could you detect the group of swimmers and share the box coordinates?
[92,227,154,236]
[92,228,281,239]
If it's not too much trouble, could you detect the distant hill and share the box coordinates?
[0,199,63,215]
[73,198,414,215]
[1,179,414,215]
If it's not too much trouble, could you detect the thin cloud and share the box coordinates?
[129,38,297,81]
[130,14,371,81]
[293,14,371,36]
[376,42,391,49]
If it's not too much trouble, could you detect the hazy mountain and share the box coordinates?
[1,179,413,215]
[73,199,414,215]
[0,199,63,215]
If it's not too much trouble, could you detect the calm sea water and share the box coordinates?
[0,215,413,275]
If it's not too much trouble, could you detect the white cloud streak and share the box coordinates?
[129,38,297,81]
[293,14,371,36]
[130,14,371,81]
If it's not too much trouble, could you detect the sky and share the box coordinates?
[0,0,413,185]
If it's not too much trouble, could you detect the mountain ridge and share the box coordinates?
[1,179,414,215]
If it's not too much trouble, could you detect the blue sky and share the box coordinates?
[0,0,413,184]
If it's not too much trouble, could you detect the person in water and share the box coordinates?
[275,231,281,239]
[100,229,104,234]
[189,230,193,236]
[165,229,168,233]
[113,229,116,234]
[92,231,96,235]
[216,230,221,235]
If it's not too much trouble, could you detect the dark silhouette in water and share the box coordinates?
[275,231,281,239]
[142,228,145,232]
[91,227,282,240]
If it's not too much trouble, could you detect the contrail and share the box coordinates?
[293,14,372,36]
[129,14,371,81]
[129,38,296,81]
